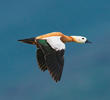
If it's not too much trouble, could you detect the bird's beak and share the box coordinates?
[85,40,92,43]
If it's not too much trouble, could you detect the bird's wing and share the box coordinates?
[36,49,47,71]
[36,36,65,82]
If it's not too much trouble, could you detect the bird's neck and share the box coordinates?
[61,35,75,43]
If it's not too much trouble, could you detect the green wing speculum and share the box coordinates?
[37,39,53,53]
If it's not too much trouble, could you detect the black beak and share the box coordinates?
[85,40,92,43]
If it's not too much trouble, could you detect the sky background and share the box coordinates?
[0,0,110,100]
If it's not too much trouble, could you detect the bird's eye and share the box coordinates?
[82,38,84,40]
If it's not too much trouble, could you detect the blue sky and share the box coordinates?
[0,0,110,100]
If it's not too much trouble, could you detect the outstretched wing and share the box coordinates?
[36,36,65,82]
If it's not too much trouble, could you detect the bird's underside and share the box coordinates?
[36,39,64,82]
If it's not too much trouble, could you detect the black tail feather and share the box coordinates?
[18,37,36,45]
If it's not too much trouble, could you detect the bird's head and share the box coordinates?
[70,36,92,44]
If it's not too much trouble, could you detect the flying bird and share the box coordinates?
[18,32,91,82]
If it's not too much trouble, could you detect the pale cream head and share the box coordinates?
[71,36,88,43]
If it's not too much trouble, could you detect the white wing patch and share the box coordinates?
[43,36,65,51]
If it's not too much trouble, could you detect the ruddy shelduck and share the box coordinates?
[18,32,91,82]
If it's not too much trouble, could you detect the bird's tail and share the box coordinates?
[18,37,36,45]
